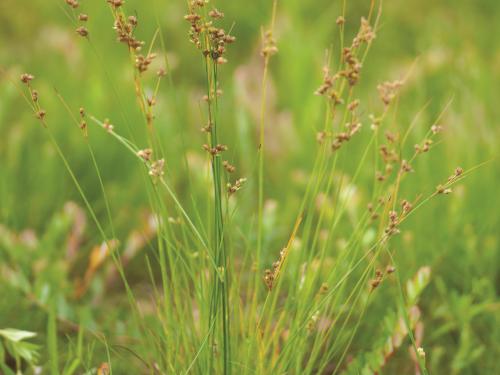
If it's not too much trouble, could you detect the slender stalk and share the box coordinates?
[202,40,231,375]
[256,0,278,287]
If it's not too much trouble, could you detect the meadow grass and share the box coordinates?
[0,0,498,374]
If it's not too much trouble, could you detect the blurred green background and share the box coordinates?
[0,0,498,374]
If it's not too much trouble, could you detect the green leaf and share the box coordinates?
[0,363,16,375]
[406,266,431,306]
[13,341,41,363]
[0,329,37,342]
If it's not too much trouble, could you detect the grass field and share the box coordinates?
[0,0,498,374]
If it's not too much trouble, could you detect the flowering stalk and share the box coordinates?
[185,2,236,373]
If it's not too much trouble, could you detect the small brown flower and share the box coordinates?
[201,122,212,133]
[76,26,89,37]
[376,171,385,182]
[147,97,156,107]
[137,148,153,161]
[184,13,201,22]
[135,53,157,73]
[149,159,165,178]
[227,178,247,196]
[319,282,329,294]
[223,161,236,173]
[223,35,236,44]
[436,184,452,194]
[216,56,228,65]
[431,124,443,134]
[107,0,124,8]
[20,73,34,84]
[208,9,224,19]
[128,16,138,26]
[36,109,47,120]
[203,144,227,156]
[401,199,412,213]
[103,119,114,133]
[261,30,278,57]
[377,80,403,106]
[65,0,79,9]
[347,99,360,112]
[401,159,413,173]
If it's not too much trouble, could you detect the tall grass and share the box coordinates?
[0,0,494,374]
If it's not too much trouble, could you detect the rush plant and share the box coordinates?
[1,0,492,374]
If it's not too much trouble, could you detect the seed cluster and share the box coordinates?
[203,143,228,156]
[65,0,90,37]
[314,17,377,152]
[381,197,416,237]
[377,143,399,182]
[377,80,403,107]
[223,160,235,173]
[367,197,386,221]
[261,30,278,57]
[370,265,395,291]
[414,139,433,154]
[264,248,287,291]
[316,17,375,96]
[20,73,47,126]
[79,107,87,136]
[185,3,246,200]
[135,53,157,73]
[102,119,114,133]
[306,311,320,333]
[385,210,400,237]
[65,0,79,8]
[436,167,463,194]
[149,158,165,178]
[113,13,144,51]
[137,148,153,161]
[184,1,236,65]
[227,178,247,196]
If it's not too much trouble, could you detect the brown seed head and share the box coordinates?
[20,73,34,84]
[208,9,224,19]
[431,124,443,134]
[76,26,89,37]
[103,119,114,133]
[319,282,329,294]
[137,148,153,161]
[223,160,236,173]
[107,0,124,8]
[36,109,47,120]
[65,0,79,9]
[149,159,165,178]
[128,16,138,26]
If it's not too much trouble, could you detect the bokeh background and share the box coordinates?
[0,0,498,373]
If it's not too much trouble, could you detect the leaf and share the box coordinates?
[13,341,41,363]
[0,329,36,342]
[343,267,432,374]
[0,363,16,375]
[406,266,431,306]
